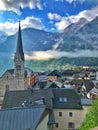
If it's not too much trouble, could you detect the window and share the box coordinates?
[68,122,74,128]
[59,97,63,102]
[5,85,9,91]
[64,97,67,102]
[59,97,67,102]
[69,112,73,117]
[55,123,59,128]
[16,65,21,70]
[7,76,8,79]
[59,112,62,117]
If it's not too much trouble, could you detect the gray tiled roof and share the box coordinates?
[3,89,53,109]
[52,88,82,109]
[3,90,32,108]
[7,69,14,75]
[1,69,14,77]
[81,98,93,105]
[83,80,95,93]
[1,68,34,78]
[71,79,83,86]
[0,106,46,130]
[71,79,95,92]
[3,88,82,109]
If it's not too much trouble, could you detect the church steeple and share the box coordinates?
[14,20,25,89]
[16,20,24,61]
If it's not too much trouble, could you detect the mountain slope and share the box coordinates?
[0,28,59,53]
[56,16,98,51]
[54,17,88,50]
[0,31,8,44]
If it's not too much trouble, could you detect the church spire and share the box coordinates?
[16,20,24,61]
[14,20,25,89]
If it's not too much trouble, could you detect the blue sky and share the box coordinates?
[0,0,98,35]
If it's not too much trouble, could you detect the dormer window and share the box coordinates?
[59,97,67,102]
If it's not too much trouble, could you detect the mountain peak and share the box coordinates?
[91,15,98,24]
[63,17,88,34]
[77,17,88,25]
[55,16,98,51]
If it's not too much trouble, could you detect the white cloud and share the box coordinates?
[55,0,85,3]
[51,28,55,31]
[0,0,42,14]
[22,17,44,30]
[47,12,71,31]
[66,0,85,3]
[0,22,18,35]
[47,13,62,21]
[55,18,70,31]
[55,6,98,31]
[66,0,73,3]
[0,16,44,35]
[25,51,53,60]
[68,6,98,23]
[25,50,98,60]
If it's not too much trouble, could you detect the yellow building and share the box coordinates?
[52,88,90,130]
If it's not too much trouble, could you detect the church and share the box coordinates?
[0,21,38,104]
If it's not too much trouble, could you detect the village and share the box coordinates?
[0,21,98,130]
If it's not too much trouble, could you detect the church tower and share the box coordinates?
[14,21,25,89]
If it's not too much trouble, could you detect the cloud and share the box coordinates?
[55,0,85,3]
[25,50,98,60]
[22,16,44,30]
[47,13,62,21]
[0,16,44,35]
[0,22,18,35]
[66,0,85,3]
[0,0,42,14]
[55,18,70,31]
[69,6,98,22]
[55,6,98,31]
[47,12,71,31]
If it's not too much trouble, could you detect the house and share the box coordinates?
[48,76,57,82]
[71,79,95,97]
[44,81,59,89]
[0,105,55,130]
[81,80,95,98]
[52,88,84,130]
[89,86,98,99]
[96,71,98,80]
[2,88,91,130]
[48,70,61,82]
